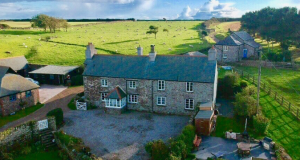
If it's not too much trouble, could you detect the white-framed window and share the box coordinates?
[100,92,108,101]
[223,54,228,59]
[186,82,193,92]
[101,79,108,87]
[157,97,166,106]
[185,99,194,110]
[223,45,228,51]
[158,80,165,90]
[128,81,137,89]
[128,95,138,103]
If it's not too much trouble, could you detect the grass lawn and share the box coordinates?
[0,21,101,28]
[0,21,213,66]
[0,104,44,128]
[234,66,300,109]
[14,148,62,160]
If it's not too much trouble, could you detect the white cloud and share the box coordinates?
[177,0,242,20]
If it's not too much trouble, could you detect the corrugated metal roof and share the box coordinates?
[0,74,39,97]
[233,31,254,41]
[195,110,214,119]
[83,55,217,83]
[29,65,79,75]
[0,56,28,71]
[106,86,127,99]
[216,36,242,46]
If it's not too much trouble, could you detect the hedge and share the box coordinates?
[253,114,270,135]
[47,108,63,126]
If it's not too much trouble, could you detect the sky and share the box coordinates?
[0,0,299,20]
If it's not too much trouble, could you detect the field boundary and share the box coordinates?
[233,67,300,120]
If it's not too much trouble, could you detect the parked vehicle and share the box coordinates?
[25,78,40,85]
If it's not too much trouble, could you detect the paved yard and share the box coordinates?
[62,110,190,160]
[217,98,235,118]
[194,136,271,160]
[39,85,68,103]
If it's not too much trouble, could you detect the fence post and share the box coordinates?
[281,97,284,105]
[289,102,291,111]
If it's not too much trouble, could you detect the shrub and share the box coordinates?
[201,30,208,36]
[180,125,195,152]
[68,98,76,110]
[71,75,83,86]
[47,108,63,126]
[21,146,32,155]
[58,149,69,160]
[240,80,248,88]
[218,72,240,98]
[253,114,270,135]
[0,24,10,29]
[185,153,196,160]
[145,140,169,160]
[234,86,257,117]
[169,139,187,159]
[87,105,97,110]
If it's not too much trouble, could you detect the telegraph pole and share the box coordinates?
[257,50,262,114]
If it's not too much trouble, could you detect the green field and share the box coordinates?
[0,21,100,28]
[0,21,212,65]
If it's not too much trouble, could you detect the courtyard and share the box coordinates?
[61,109,190,160]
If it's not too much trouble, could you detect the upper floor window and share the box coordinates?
[10,94,17,102]
[128,81,137,89]
[100,92,108,101]
[185,99,194,110]
[223,54,228,59]
[186,82,193,92]
[101,79,108,87]
[223,46,228,51]
[157,97,166,106]
[128,95,138,103]
[26,91,32,97]
[158,80,165,90]
[50,74,54,80]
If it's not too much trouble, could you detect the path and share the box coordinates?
[210,32,220,43]
[0,86,84,132]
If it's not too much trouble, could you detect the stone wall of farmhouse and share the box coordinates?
[84,76,215,115]
[215,45,241,62]
[0,89,39,116]
[244,44,257,59]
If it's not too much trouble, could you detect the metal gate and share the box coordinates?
[38,119,48,130]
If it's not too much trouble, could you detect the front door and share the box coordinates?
[243,49,248,58]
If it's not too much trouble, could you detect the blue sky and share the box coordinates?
[0,0,299,19]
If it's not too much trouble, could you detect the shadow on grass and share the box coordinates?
[0,30,48,35]
[104,39,139,45]
[48,41,120,55]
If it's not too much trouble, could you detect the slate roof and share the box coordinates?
[216,35,242,46]
[245,40,261,48]
[83,55,217,83]
[0,74,39,97]
[233,31,254,41]
[105,86,127,99]
[195,110,214,119]
[0,56,28,71]
[29,65,79,75]
[199,101,213,108]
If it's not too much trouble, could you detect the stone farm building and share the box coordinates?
[83,43,218,115]
[214,31,262,62]
[0,66,39,116]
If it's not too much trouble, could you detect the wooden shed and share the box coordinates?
[199,101,213,111]
[29,65,80,85]
[195,110,214,136]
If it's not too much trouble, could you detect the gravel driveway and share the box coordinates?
[62,110,190,160]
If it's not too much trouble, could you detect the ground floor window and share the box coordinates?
[157,97,166,106]
[185,99,194,110]
[26,91,32,97]
[100,92,108,101]
[223,54,228,59]
[10,94,17,102]
[128,95,138,103]
[105,97,126,108]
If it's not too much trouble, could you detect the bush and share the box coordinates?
[169,139,187,159]
[47,108,63,126]
[0,24,10,29]
[180,125,195,152]
[240,80,248,88]
[87,105,97,110]
[201,31,208,36]
[218,72,240,98]
[253,114,270,135]
[68,98,76,110]
[145,140,169,160]
[21,146,32,155]
[71,75,83,86]
[234,86,257,117]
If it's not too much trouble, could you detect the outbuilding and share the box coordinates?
[195,110,215,136]
[29,65,80,85]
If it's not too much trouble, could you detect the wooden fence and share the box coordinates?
[233,67,300,120]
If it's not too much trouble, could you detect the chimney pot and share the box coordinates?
[149,44,156,61]
[137,45,143,56]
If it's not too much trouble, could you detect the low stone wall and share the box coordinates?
[0,116,56,147]
[235,60,299,69]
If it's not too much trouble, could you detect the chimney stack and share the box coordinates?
[86,42,97,60]
[149,44,156,61]
[137,45,143,56]
[208,46,217,61]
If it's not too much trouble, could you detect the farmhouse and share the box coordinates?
[0,66,39,116]
[0,56,29,77]
[83,43,218,115]
[29,65,80,85]
[214,31,262,62]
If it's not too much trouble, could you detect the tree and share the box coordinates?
[31,14,50,31]
[147,25,159,39]
[253,114,270,135]
[201,30,208,36]
[60,19,70,32]
[234,86,257,117]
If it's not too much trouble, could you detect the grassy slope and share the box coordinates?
[0,104,44,127]
[235,66,300,108]
[14,149,62,160]
[210,21,241,40]
[0,21,212,66]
